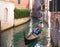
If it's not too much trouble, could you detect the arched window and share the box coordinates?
[4,8,8,22]
[56,18,59,30]
[55,18,59,45]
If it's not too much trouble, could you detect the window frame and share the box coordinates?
[18,0,20,4]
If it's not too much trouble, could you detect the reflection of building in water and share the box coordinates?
[1,22,28,47]
[1,29,14,47]
[32,0,45,18]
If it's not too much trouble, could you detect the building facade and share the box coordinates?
[0,0,15,30]
[14,0,29,9]
[50,12,60,47]
[50,0,60,47]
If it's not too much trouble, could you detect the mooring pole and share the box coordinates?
[28,0,33,36]
[0,20,2,47]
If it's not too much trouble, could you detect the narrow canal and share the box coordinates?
[1,18,49,47]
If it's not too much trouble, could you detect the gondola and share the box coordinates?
[24,24,42,45]
[24,0,42,44]
[24,33,41,45]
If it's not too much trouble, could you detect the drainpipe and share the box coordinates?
[0,20,2,47]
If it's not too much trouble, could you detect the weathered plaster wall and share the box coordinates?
[0,1,15,26]
[50,12,60,47]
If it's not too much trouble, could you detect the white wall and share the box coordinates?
[0,1,15,25]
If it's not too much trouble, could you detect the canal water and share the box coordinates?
[1,18,49,47]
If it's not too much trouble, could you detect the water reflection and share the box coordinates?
[1,19,49,47]
[1,28,14,47]
[1,22,29,47]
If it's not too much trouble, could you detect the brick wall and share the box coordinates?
[14,0,29,9]
[50,12,60,47]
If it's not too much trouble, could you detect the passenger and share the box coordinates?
[33,25,41,35]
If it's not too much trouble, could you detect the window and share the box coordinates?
[49,1,53,12]
[57,0,60,11]
[43,5,45,11]
[55,18,59,45]
[49,0,60,12]
[4,8,8,22]
[56,18,59,30]
[18,0,20,4]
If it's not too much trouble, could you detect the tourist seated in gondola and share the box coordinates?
[33,21,42,36]
[33,25,42,35]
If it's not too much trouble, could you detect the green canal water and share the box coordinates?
[1,18,48,47]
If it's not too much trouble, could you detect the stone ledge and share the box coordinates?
[14,17,30,26]
[1,17,30,31]
[1,23,13,31]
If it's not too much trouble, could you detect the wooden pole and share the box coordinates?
[28,0,33,36]
[0,20,2,47]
